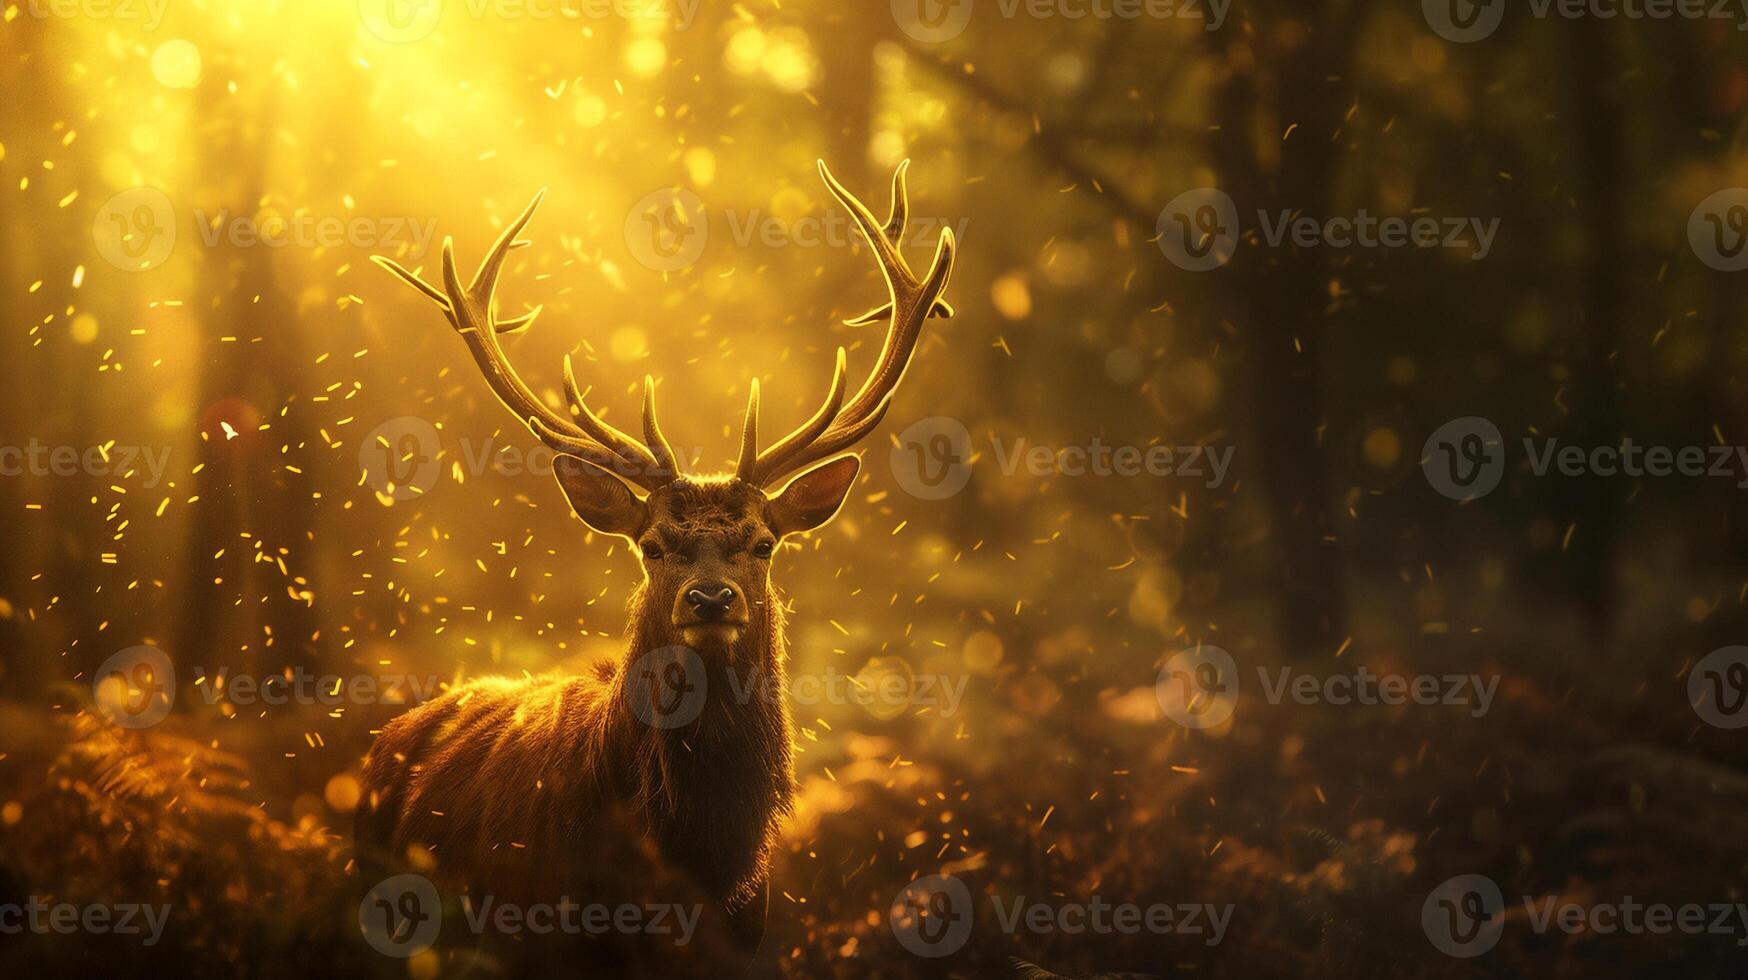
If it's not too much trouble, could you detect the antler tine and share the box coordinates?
[641,376,680,477]
[373,255,452,311]
[883,159,910,240]
[746,347,847,485]
[748,162,956,488]
[560,354,660,474]
[374,192,675,493]
[735,380,761,482]
[470,188,545,310]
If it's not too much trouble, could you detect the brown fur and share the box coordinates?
[355,476,811,948]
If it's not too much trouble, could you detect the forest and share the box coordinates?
[2,0,1748,977]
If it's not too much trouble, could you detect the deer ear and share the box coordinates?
[769,454,861,535]
[553,454,647,538]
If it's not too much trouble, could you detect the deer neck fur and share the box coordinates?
[606,580,795,904]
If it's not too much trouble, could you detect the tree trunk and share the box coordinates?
[1559,19,1625,639]
[1209,20,1354,656]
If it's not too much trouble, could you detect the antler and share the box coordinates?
[737,160,957,488]
[372,192,680,493]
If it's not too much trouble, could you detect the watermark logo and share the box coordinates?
[192,209,436,254]
[0,898,171,946]
[1256,666,1497,718]
[0,441,172,488]
[1690,189,1748,272]
[360,416,443,500]
[93,645,175,729]
[888,873,1231,957]
[1429,0,1748,44]
[1157,188,1239,272]
[625,188,707,272]
[723,210,969,256]
[24,0,168,28]
[1157,648,1498,727]
[727,661,971,719]
[623,192,966,271]
[1421,417,1505,501]
[362,0,699,39]
[358,416,700,501]
[1424,874,1748,957]
[989,437,1233,487]
[1423,0,1505,43]
[360,874,442,957]
[1422,874,1505,957]
[890,416,974,500]
[191,666,442,708]
[1689,646,1748,730]
[1156,645,1239,730]
[888,417,1236,500]
[94,645,439,727]
[622,649,965,727]
[890,874,975,957]
[95,188,436,268]
[461,896,700,942]
[627,645,708,729]
[892,0,975,42]
[93,187,176,272]
[991,895,1231,943]
[1158,189,1500,271]
[894,0,1226,43]
[1424,416,1748,500]
[359,0,444,42]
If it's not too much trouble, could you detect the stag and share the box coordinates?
[355,162,956,961]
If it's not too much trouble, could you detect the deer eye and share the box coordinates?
[640,541,664,561]
[752,540,775,560]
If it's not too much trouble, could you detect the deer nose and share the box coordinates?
[685,583,738,618]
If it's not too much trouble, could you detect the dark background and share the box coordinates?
[2,0,1747,976]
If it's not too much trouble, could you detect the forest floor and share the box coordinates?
[2,593,1746,979]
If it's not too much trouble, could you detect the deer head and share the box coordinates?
[372,162,956,658]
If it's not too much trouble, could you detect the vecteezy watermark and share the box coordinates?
[988,437,1234,487]
[890,416,975,500]
[620,187,968,272]
[1421,416,1748,501]
[1156,645,1498,730]
[460,896,700,944]
[1689,646,1748,729]
[93,645,176,729]
[358,874,700,958]
[0,440,171,488]
[359,0,700,44]
[92,187,437,271]
[360,874,444,957]
[190,666,442,708]
[191,210,436,254]
[92,644,444,729]
[624,645,970,729]
[23,0,168,28]
[0,898,171,946]
[1690,189,1748,272]
[624,188,708,272]
[357,416,706,502]
[891,0,1228,44]
[887,416,1235,501]
[1155,188,1500,272]
[1420,417,1505,502]
[732,660,969,720]
[888,874,1231,957]
[1425,0,1748,44]
[92,187,177,272]
[720,209,968,258]
[1423,874,1748,958]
